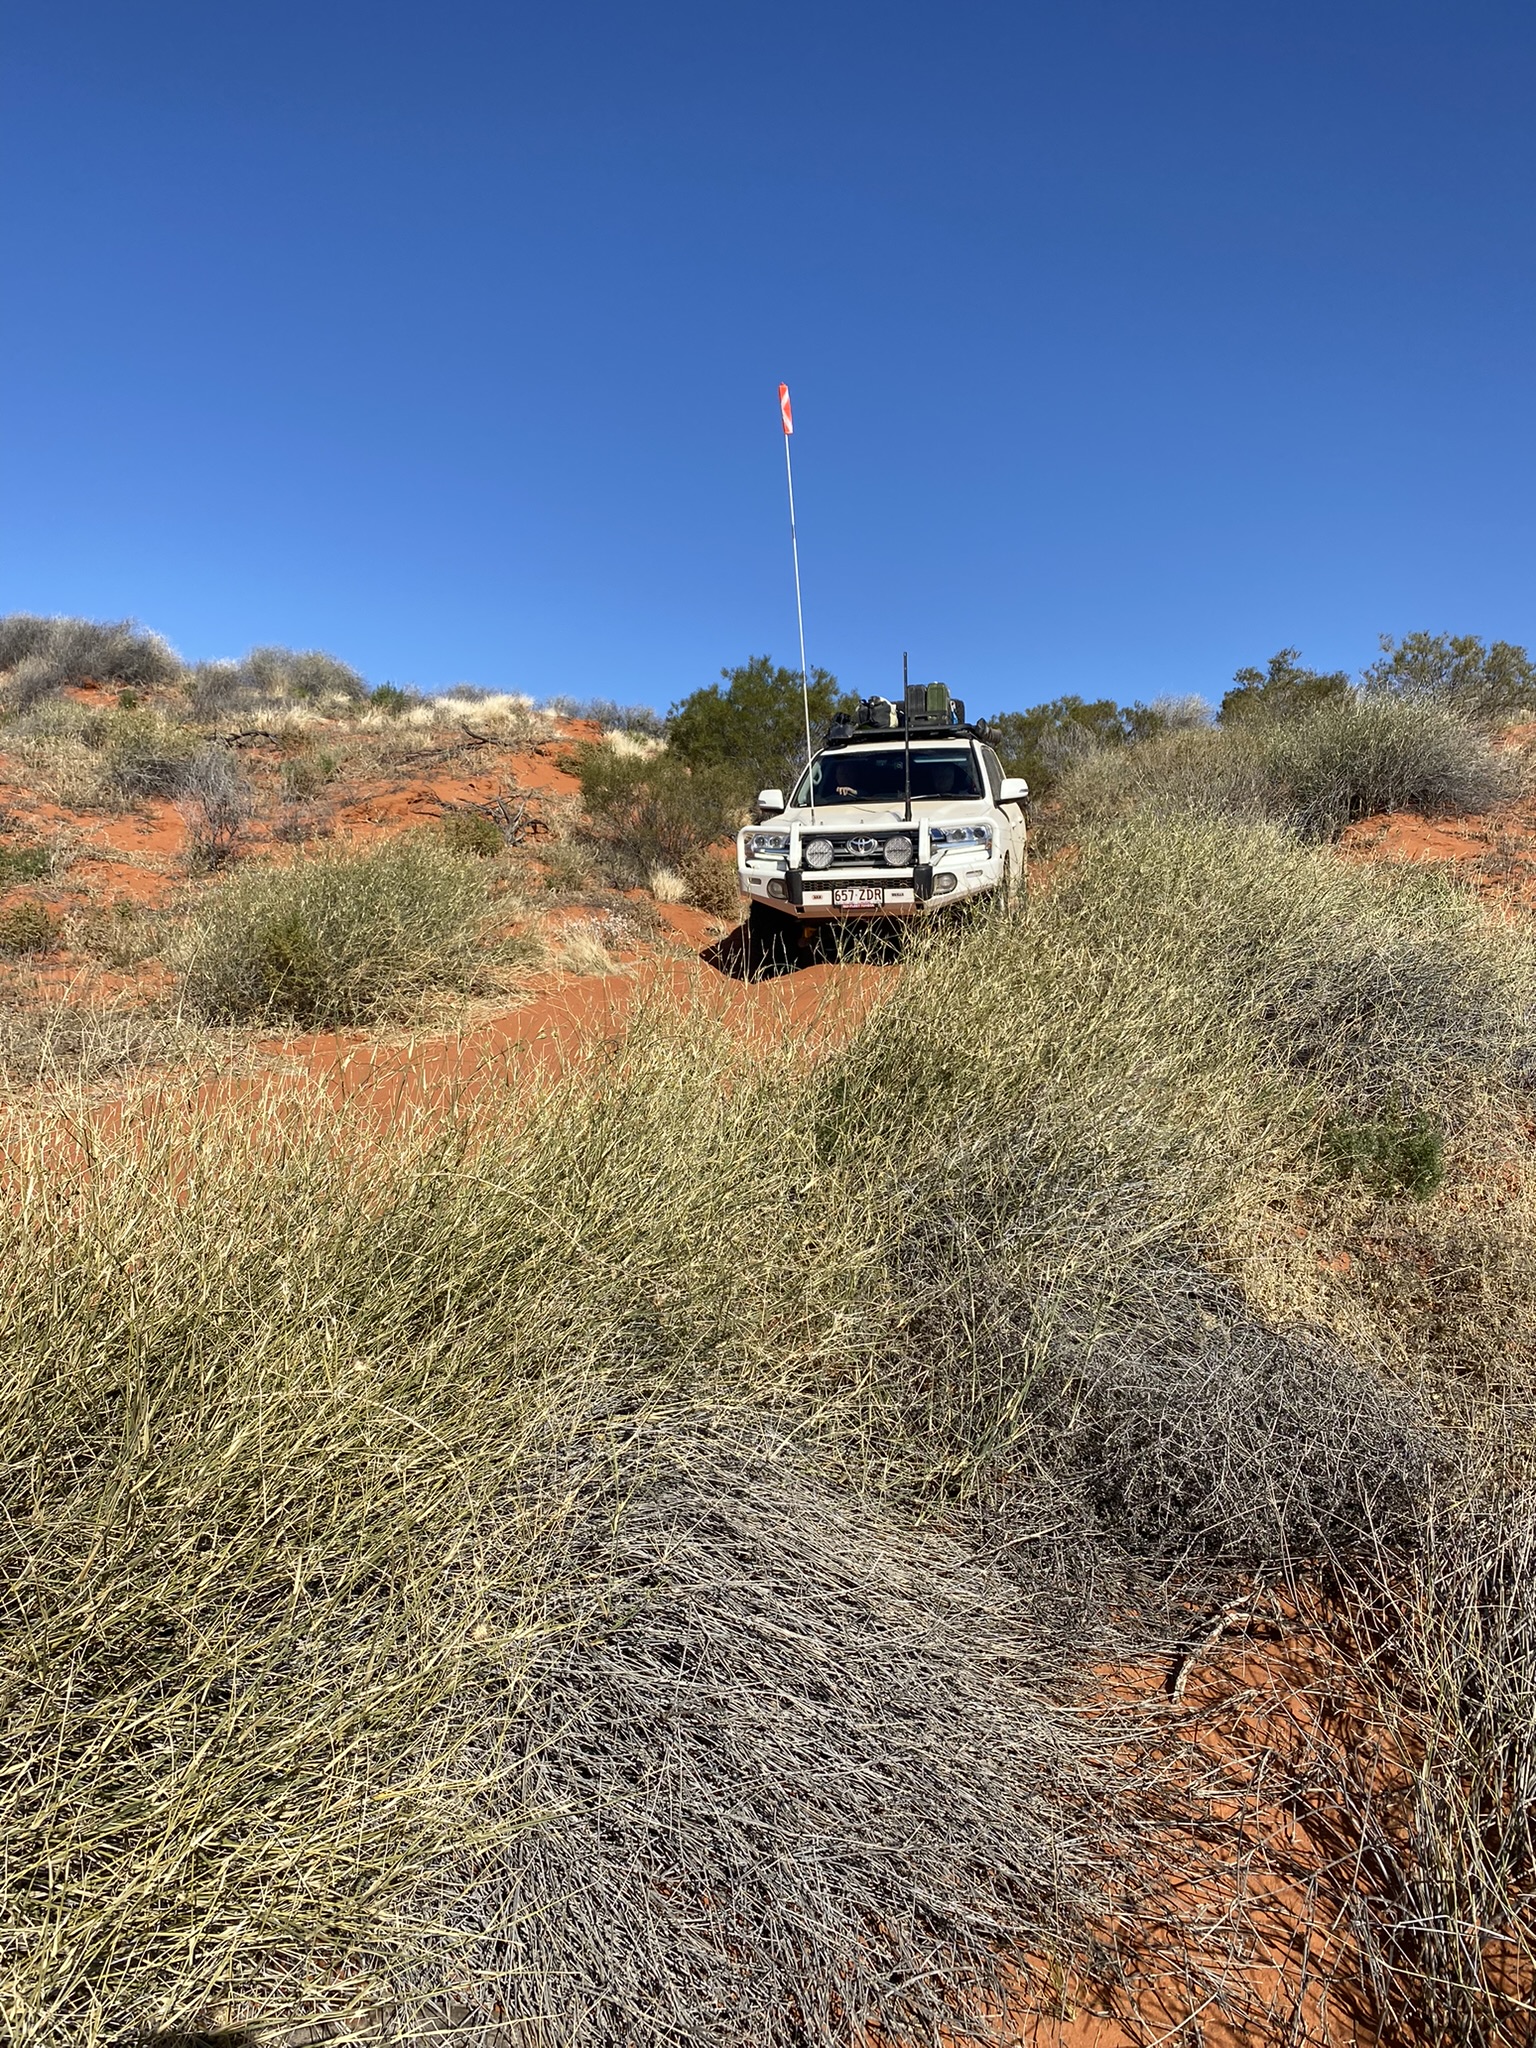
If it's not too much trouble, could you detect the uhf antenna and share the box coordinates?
[778,383,815,821]
[902,650,913,821]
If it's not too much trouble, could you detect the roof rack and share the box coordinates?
[821,707,992,748]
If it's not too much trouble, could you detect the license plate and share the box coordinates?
[833,885,883,908]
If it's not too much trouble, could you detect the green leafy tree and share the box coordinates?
[667,656,854,799]
[1362,632,1536,723]
[989,695,1131,794]
[1219,649,1350,726]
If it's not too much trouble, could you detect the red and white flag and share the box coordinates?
[778,383,794,435]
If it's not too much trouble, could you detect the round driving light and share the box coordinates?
[805,838,834,870]
[767,877,788,900]
[884,834,914,867]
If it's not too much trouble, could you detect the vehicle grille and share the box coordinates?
[804,834,913,870]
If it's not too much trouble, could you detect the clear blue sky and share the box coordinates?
[3,1,1532,714]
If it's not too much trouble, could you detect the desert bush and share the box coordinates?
[0,614,181,702]
[575,742,744,880]
[73,899,162,969]
[179,744,252,872]
[0,842,50,887]
[368,682,420,718]
[0,899,60,956]
[648,864,688,903]
[553,917,620,975]
[0,615,55,671]
[679,843,740,917]
[0,1004,213,1090]
[548,693,666,737]
[1055,691,1519,843]
[1363,629,1536,724]
[441,810,502,858]
[180,835,493,1025]
[990,693,1135,793]
[1376,1483,1536,2039]
[279,749,337,801]
[99,710,197,800]
[247,646,366,703]
[536,832,600,897]
[187,646,367,721]
[1261,690,1519,835]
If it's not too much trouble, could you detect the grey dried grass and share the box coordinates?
[0,614,182,703]
[443,1426,1128,2048]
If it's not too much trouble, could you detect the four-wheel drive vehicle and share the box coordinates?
[737,697,1027,946]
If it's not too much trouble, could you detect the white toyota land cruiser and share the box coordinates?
[736,690,1028,952]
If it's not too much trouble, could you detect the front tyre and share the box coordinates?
[747,900,799,975]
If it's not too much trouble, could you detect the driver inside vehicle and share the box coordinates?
[801,747,984,806]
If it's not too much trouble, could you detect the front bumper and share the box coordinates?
[738,860,995,918]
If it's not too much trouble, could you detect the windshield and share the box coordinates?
[791,746,983,807]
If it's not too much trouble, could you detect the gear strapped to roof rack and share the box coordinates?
[823,697,988,749]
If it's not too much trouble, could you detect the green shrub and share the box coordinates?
[369,683,419,718]
[0,843,50,887]
[0,899,59,956]
[576,741,745,878]
[181,836,492,1025]
[1325,1110,1446,1198]
[442,811,503,857]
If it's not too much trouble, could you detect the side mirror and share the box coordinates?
[756,787,785,816]
[999,776,1029,805]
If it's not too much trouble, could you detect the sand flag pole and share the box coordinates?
[779,383,816,822]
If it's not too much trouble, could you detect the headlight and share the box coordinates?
[744,832,789,860]
[804,838,834,870]
[883,834,914,867]
[929,824,993,851]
